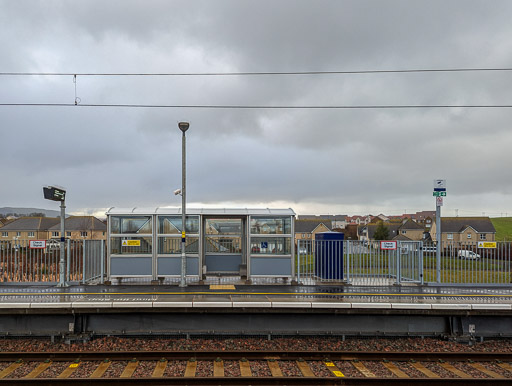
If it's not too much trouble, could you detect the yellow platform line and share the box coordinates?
[209,285,236,290]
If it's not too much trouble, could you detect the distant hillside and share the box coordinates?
[491,218,512,242]
[0,207,62,218]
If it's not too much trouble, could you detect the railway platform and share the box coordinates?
[0,283,511,339]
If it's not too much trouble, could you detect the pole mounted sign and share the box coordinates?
[42,185,67,287]
[43,186,66,201]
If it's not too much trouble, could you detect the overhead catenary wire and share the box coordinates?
[1,67,512,76]
[1,103,512,109]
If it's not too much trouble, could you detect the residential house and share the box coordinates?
[294,219,331,243]
[395,219,425,241]
[48,216,107,240]
[346,215,374,226]
[0,217,60,240]
[430,217,496,243]
[358,221,402,242]
[297,215,347,229]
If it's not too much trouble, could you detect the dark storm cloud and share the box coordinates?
[0,0,511,216]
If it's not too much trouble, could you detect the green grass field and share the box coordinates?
[296,253,511,284]
[491,217,512,241]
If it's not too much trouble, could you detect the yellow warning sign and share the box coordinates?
[69,363,79,368]
[325,362,335,367]
[332,371,345,377]
[182,231,186,238]
[122,240,140,247]
[478,242,497,249]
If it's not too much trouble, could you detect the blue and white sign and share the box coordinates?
[433,179,446,189]
[261,242,268,249]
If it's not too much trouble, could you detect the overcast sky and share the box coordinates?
[1,0,512,218]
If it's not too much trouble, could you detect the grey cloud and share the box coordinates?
[1,1,512,215]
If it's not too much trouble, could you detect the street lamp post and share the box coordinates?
[178,122,190,287]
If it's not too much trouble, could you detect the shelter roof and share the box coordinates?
[106,207,295,216]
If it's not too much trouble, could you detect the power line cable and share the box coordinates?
[1,67,512,77]
[1,103,512,109]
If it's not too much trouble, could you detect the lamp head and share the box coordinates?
[178,122,190,133]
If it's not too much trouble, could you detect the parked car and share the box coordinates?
[458,250,480,260]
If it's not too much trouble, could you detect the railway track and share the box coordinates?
[0,351,510,384]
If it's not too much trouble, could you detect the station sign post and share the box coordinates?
[43,185,67,287]
[433,179,446,283]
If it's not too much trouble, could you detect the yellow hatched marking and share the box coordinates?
[324,361,344,377]
[23,361,52,378]
[120,361,138,378]
[0,362,23,379]
[296,361,314,377]
[382,362,409,378]
[498,363,512,372]
[470,363,505,378]
[209,285,235,290]
[184,361,197,377]
[152,361,167,377]
[240,361,252,377]
[267,360,283,377]
[440,363,471,378]
[214,360,224,377]
[411,362,440,378]
[352,361,376,377]
[90,361,111,378]
[58,363,80,378]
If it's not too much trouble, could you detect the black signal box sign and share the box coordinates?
[43,186,66,202]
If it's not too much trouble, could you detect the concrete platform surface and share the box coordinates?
[0,284,510,311]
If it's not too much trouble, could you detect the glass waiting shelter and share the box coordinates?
[106,208,295,282]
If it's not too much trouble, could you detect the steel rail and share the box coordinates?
[0,350,510,362]
[0,376,509,385]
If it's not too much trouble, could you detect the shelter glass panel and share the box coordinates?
[205,236,242,254]
[250,237,291,255]
[110,237,152,254]
[205,219,241,235]
[158,216,199,234]
[250,217,291,235]
[158,236,199,254]
[111,216,152,234]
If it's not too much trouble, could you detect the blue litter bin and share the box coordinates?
[315,232,344,280]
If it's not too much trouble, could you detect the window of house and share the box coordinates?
[52,232,59,237]
[1,232,7,237]
[80,231,88,237]
[28,232,35,237]
[467,233,472,239]
[447,233,453,240]
[480,234,486,240]
[401,230,406,234]
[66,232,71,237]
[16,232,21,237]
[302,233,305,238]
[308,234,311,238]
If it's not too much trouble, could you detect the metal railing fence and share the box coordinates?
[0,239,106,284]
[297,239,512,286]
